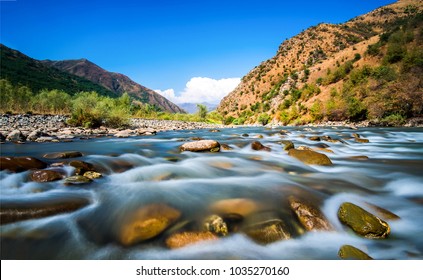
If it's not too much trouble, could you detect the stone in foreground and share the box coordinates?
[0,156,47,173]
[165,231,218,249]
[30,170,64,182]
[203,215,228,236]
[289,196,332,231]
[180,140,220,152]
[251,141,271,151]
[338,245,373,260]
[63,175,93,185]
[288,149,332,165]
[117,203,181,246]
[243,212,291,244]
[337,202,390,239]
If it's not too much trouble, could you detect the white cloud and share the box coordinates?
[155,77,240,105]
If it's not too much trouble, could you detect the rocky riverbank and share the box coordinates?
[0,114,226,143]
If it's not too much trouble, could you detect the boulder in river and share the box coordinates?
[0,156,47,173]
[30,170,64,182]
[288,196,333,231]
[203,215,228,236]
[0,196,90,225]
[251,141,271,152]
[180,140,220,152]
[338,245,373,260]
[337,202,390,239]
[43,151,83,159]
[69,160,96,175]
[288,149,333,165]
[117,203,181,246]
[165,231,218,249]
[243,212,291,244]
[5,130,26,142]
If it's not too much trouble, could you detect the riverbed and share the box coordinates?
[1,126,422,259]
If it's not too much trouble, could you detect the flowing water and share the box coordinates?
[1,126,422,259]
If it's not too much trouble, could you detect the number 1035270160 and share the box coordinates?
[229,267,289,276]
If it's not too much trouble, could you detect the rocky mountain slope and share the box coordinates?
[42,59,185,113]
[218,0,422,125]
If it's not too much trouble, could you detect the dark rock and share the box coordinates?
[30,170,64,182]
[251,141,271,152]
[349,155,369,160]
[203,215,228,236]
[337,202,390,239]
[289,196,332,231]
[0,196,90,225]
[288,149,333,165]
[321,135,332,141]
[338,245,373,260]
[165,231,218,249]
[220,143,233,150]
[69,160,95,175]
[209,129,220,132]
[63,175,92,185]
[0,133,5,142]
[0,156,48,173]
[352,133,361,138]
[308,136,321,141]
[242,133,249,137]
[243,212,291,244]
[280,140,294,151]
[116,203,181,246]
[180,140,220,152]
[6,130,26,142]
[43,151,83,159]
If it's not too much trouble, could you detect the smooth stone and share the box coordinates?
[251,141,271,152]
[289,196,333,231]
[352,133,361,138]
[308,136,321,141]
[280,140,294,151]
[288,149,333,165]
[209,129,220,133]
[0,197,90,225]
[203,215,228,236]
[63,175,92,185]
[0,156,48,173]
[6,130,26,142]
[117,203,181,246]
[83,171,102,179]
[180,140,220,152]
[243,212,291,244]
[337,202,390,239]
[210,198,260,218]
[355,138,370,143]
[27,130,44,141]
[165,231,218,249]
[43,151,83,159]
[30,170,64,182]
[338,245,373,260]
[69,160,95,175]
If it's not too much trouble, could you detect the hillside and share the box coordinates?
[42,59,185,113]
[0,44,118,98]
[218,0,423,125]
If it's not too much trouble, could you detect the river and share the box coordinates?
[1,126,422,259]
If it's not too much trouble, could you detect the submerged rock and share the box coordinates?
[203,215,228,236]
[63,175,92,185]
[0,197,90,225]
[251,141,271,152]
[288,149,333,165]
[43,151,83,159]
[210,198,260,218]
[0,156,47,173]
[338,245,373,260]
[280,140,294,151]
[180,140,220,152]
[165,231,218,249]
[30,170,64,182]
[117,203,181,246]
[355,138,370,143]
[308,136,321,141]
[243,212,291,244]
[220,143,233,150]
[69,160,95,175]
[289,196,332,231]
[337,202,390,239]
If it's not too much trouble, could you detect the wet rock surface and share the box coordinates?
[338,245,373,260]
[288,149,333,165]
[289,196,332,231]
[0,156,48,172]
[180,140,220,152]
[251,141,271,151]
[165,231,218,249]
[30,170,64,182]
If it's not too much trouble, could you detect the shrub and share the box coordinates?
[258,113,270,125]
[381,113,406,126]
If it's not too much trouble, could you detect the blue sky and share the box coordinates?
[1,0,395,105]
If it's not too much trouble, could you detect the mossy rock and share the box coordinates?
[280,140,294,151]
[337,202,390,239]
[63,175,92,185]
[243,212,291,244]
[288,149,333,165]
[338,245,373,260]
[203,215,228,236]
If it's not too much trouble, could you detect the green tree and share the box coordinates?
[196,104,208,121]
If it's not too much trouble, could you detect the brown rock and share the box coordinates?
[210,198,260,218]
[117,203,181,246]
[308,136,321,141]
[280,140,294,151]
[180,140,220,152]
[165,231,218,249]
[289,196,332,231]
[63,175,92,185]
[69,160,95,175]
[355,138,370,143]
[30,170,64,182]
[251,141,271,151]
[43,151,83,159]
[338,245,373,260]
[243,212,291,244]
[288,149,333,165]
[0,156,47,173]
[203,215,228,236]
[83,171,102,180]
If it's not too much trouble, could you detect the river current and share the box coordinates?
[1,126,422,259]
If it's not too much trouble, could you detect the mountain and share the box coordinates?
[0,44,185,113]
[218,0,423,125]
[42,59,185,113]
[0,44,118,98]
